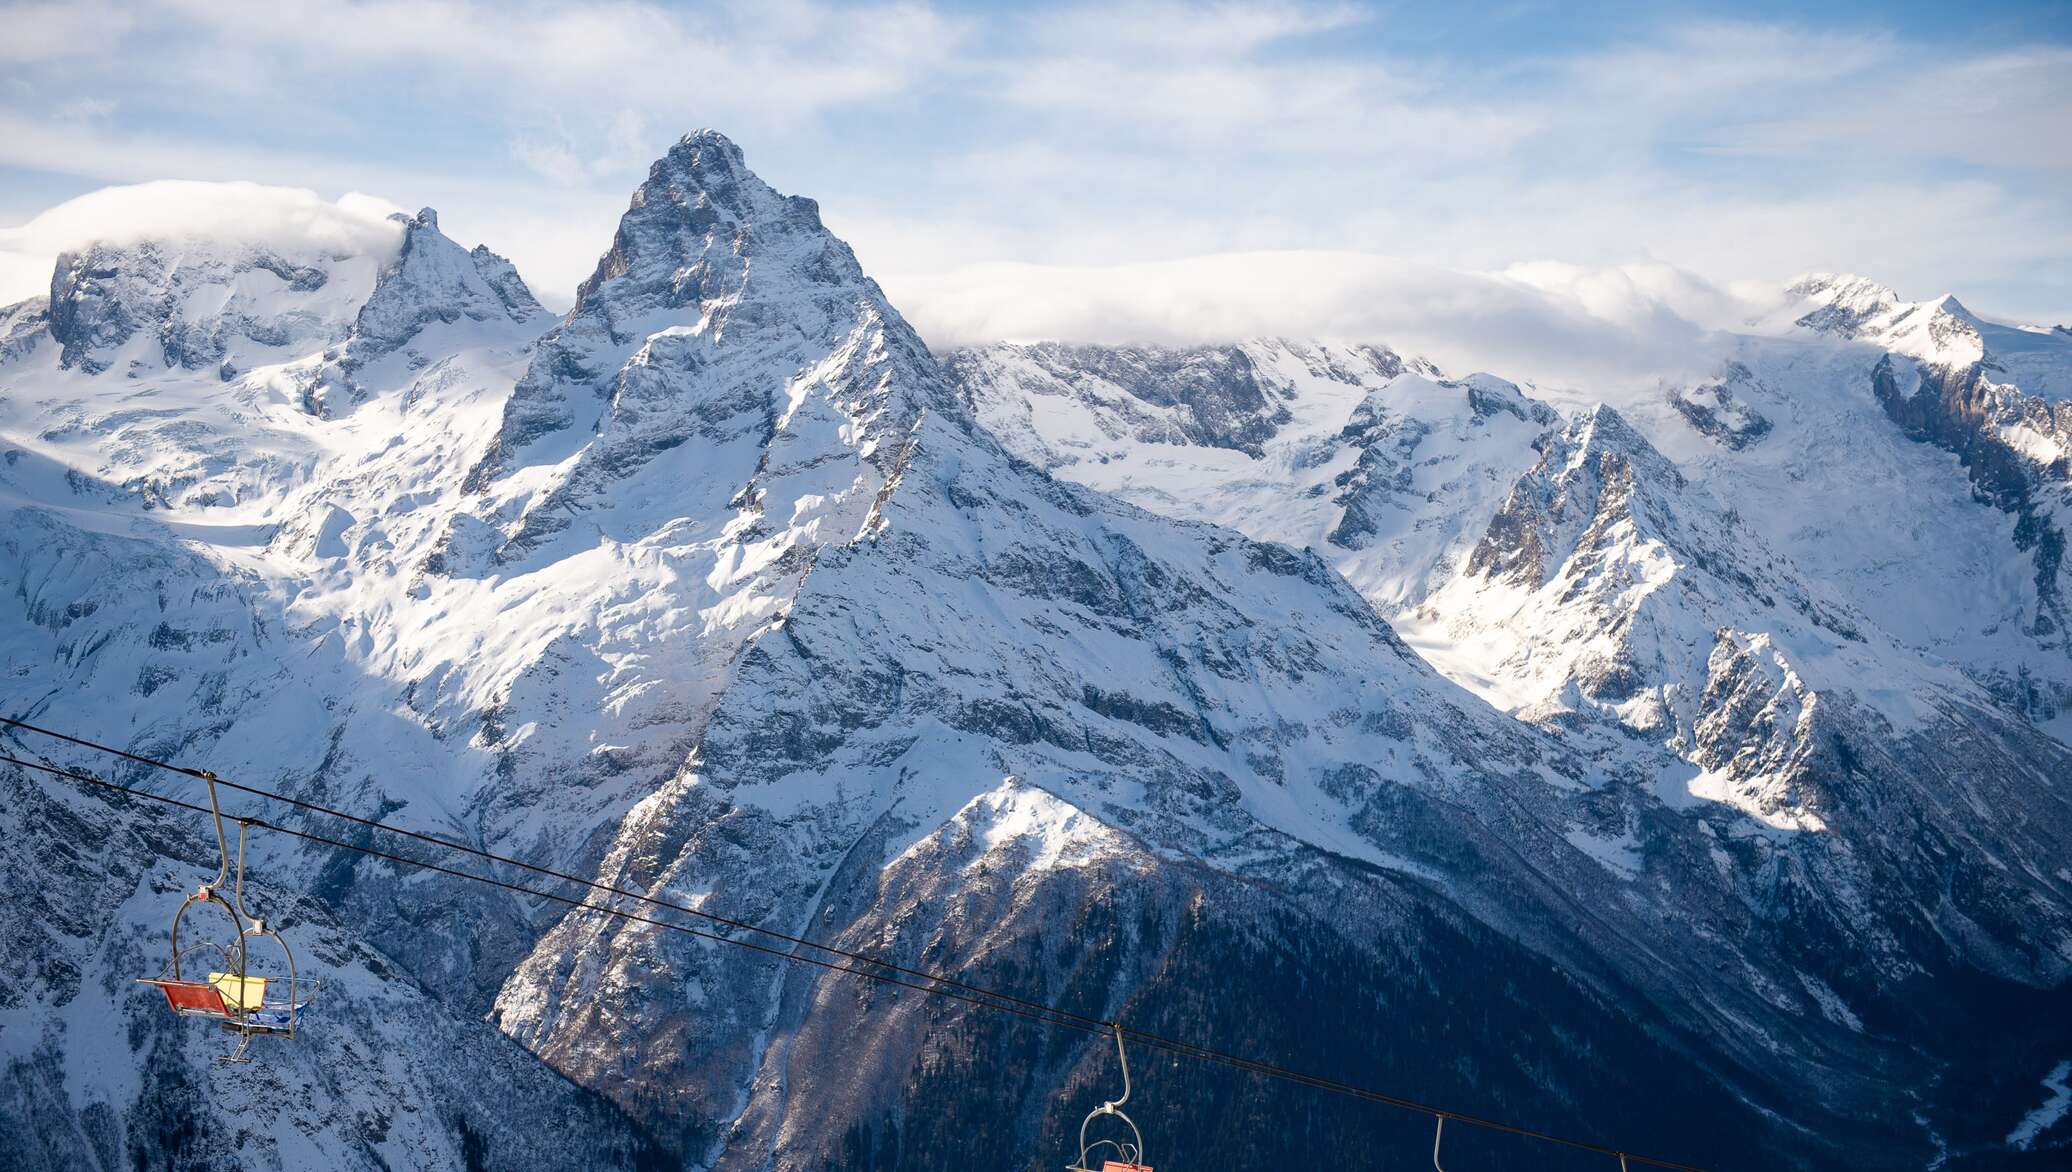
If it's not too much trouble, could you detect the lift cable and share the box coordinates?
[0,718,1708,1172]
[0,749,1102,1035]
[0,714,1106,1032]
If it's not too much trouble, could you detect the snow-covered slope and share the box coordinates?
[950,320,2072,809]
[944,340,1530,611]
[1617,276,2072,731]
[954,318,2072,1164]
[0,757,653,1172]
[1782,271,2072,402]
[447,139,1810,1167]
[4,138,2071,1172]
[0,191,666,1166]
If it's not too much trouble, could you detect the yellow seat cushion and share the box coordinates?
[208,972,267,1011]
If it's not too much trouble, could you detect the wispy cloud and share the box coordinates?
[147,0,966,111]
[882,252,1743,389]
[0,0,2067,341]
[989,0,1526,152]
[1705,46,2072,169]
[0,0,135,63]
[1030,0,1369,55]
[509,110,657,187]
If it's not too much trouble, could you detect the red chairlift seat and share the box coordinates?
[136,789,320,1062]
[139,936,243,1022]
[142,976,230,1018]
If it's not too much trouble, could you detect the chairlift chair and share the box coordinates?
[135,772,319,1062]
[1067,1024,1154,1172]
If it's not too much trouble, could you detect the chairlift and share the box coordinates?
[135,770,319,1062]
[1067,1023,1153,1172]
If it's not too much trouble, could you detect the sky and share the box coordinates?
[1,0,2067,382]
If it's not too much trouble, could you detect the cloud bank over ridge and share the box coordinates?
[885,253,1778,389]
[0,181,409,303]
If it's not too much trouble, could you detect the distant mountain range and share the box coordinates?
[3,131,2069,1170]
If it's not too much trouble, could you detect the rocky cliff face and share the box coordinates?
[349,207,543,363]
[48,234,391,380]
[3,139,2071,1172]
[944,340,1322,458]
[953,292,2072,1165]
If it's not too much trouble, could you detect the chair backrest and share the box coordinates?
[209,971,268,1011]
[156,979,229,1016]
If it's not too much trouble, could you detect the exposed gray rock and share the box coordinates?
[6,139,2072,1172]
[1668,361,1773,449]
[349,208,545,363]
[49,241,354,375]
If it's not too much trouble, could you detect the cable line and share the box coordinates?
[0,750,1102,1034]
[0,717,1709,1172]
[0,714,1105,1032]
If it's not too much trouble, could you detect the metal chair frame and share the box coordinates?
[1067,1023,1148,1172]
[134,771,315,1062]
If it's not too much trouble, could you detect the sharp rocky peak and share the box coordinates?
[1566,402,1681,476]
[10,132,2072,1172]
[1786,275,1992,369]
[570,129,848,325]
[347,205,545,362]
[1787,272,1904,339]
[1927,291,1978,323]
[459,128,948,558]
[1467,403,1688,588]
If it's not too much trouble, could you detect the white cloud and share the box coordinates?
[1030,0,1367,55]
[0,254,52,306]
[1708,46,2072,170]
[881,252,1748,390]
[0,1,134,63]
[0,3,2064,330]
[148,0,964,115]
[990,1,1526,153]
[0,181,410,302]
[0,111,623,302]
[509,109,655,186]
[1547,21,1897,112]
[0,110,443,194]
[1497,260,1766,333]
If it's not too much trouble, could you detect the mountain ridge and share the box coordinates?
[0,132,2067,1169]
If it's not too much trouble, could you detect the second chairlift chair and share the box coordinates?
[1067,1023,1153,1172]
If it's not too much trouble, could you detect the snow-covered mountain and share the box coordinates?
[952,314,2072,1164]
[949,307,2072,798]
[2,134,2068,1172]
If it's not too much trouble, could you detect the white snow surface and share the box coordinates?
[2009,1059,2072,1151]
[4,137,2072,1171]
[1,133,1616,1167]
[952,296,2072,832]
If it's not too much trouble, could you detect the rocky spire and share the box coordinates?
[458,130,948,545]
[347,206,546,361]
